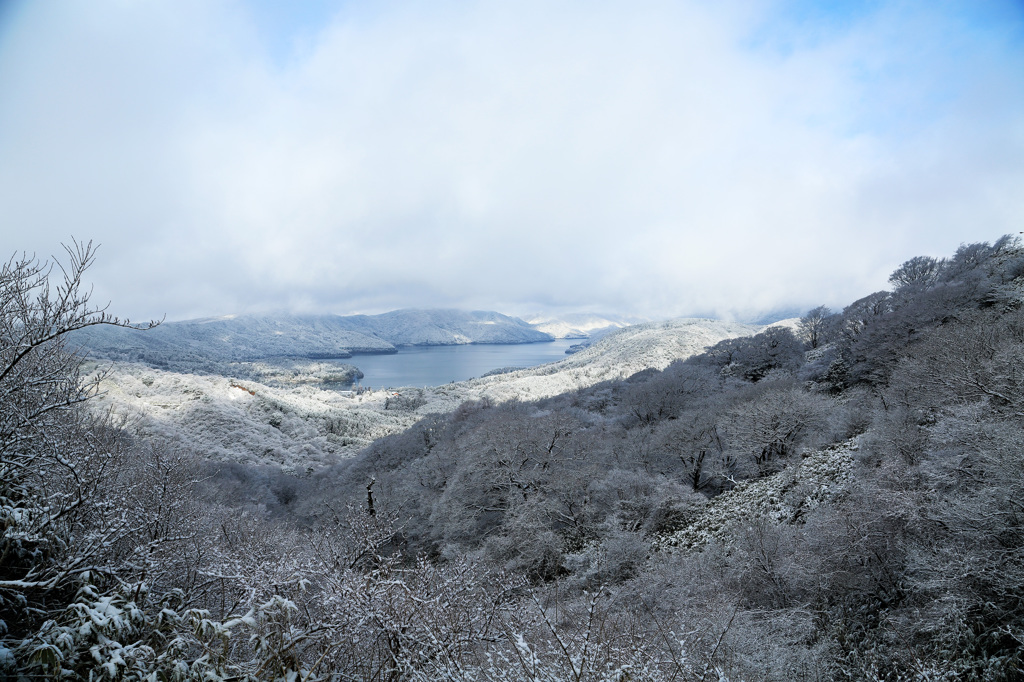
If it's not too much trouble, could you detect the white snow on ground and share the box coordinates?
[654,439,857,551]
[89,364,420,469]
[457,318,762,405]
[525,320,590,338]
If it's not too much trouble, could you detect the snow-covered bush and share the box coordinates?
[0,245,247,679]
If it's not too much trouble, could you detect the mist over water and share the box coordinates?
[344,339,580,388]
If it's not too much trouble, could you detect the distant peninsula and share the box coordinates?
[71,309,563,366]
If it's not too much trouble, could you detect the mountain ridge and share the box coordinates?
[71,308,558,365]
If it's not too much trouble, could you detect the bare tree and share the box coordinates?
[724,382,826,477]
[888,255,943,289]
[798,305,831,349]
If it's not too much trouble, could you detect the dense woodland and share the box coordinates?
[3,237,1023,680]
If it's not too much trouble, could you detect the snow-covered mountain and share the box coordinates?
[525,312,645,338]
[71,309,554,365]
[342,309,552,346]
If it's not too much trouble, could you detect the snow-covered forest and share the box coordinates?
[80,318,763,468]
[3,236,1024,680]
[71,309,558,368]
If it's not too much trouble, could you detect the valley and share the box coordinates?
[86,316,767,468]
[7,236,1024,680]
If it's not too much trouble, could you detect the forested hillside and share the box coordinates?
[71,309,555,371]
[3,237,1023,680]
[80,318,761,469]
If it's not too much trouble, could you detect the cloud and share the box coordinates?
[0,0,1021,322]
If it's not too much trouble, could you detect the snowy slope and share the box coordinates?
[417,318,763,410]
[88,361,419,469]
[525,313,644,338]
[654,439,857,551]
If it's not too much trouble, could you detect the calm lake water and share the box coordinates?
[344,339,580,389]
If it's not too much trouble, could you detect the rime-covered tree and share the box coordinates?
[798,305,832,349]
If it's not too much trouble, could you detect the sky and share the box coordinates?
[0,0,1022,323]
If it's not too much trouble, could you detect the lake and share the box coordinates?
[345,339,580,388]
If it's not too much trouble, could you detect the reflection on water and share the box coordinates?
[331,339,580,389]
